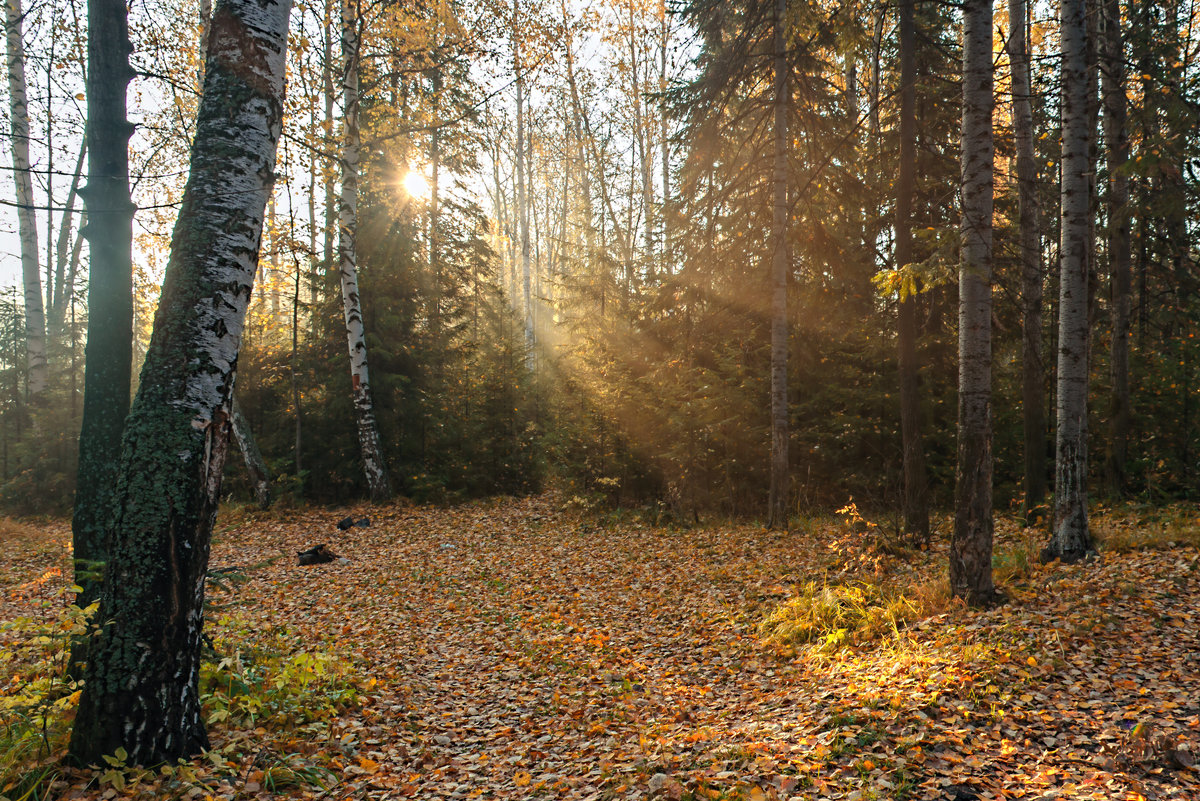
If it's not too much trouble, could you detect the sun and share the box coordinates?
[403,170,430,200]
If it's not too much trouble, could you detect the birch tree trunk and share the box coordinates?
[338,0,391,502]
[4,0,48,398]
[1045,0,1095,562]
[896,0,929,541]
[1101,0,1130,496]
[69,0,289,763]
[71,0,135,612]
[765,0,790,530]
[1008,0,1045,519]
[950,0,997,606]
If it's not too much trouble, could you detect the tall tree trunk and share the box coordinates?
[1044,0,1094,562]
[338,0,391,502]
[766,0,789,530]
[4,0,48,398]
[231,395,272,509]
[429,64,441,340]
[514,4,533,359]
[1101,0,1130,496]
[951,0,997,605]
[321,0,336,302]
[896,0,929,541]
[658,0,670,274]
[71,0,135,612]
[69,0,289,763]
[1009,0,1045,519]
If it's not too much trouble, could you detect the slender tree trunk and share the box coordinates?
[1044,0,1095,562]
[71,0,135,612]
[1009,0,1045,518]
[658,0,670,274]
[951,0,997,605]
[51,140,87,336]
[896,0,929,541]
[514,4,533,359]
[1101,0,1130,496]
[4,0,48,398]
[766,0,789,530]
[231,395,272,509]
[69,0,289,763]
[429,64,441,340]
[322,0,336,296]
[338,0,391,502]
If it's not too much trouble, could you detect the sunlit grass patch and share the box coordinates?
[758,577,950,652]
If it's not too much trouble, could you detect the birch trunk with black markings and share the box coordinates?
[68,0,290,764]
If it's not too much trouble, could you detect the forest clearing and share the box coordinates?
[4,496,1199,800]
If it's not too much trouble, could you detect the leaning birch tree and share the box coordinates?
[69,0,291,764]
[1044,0,1094,561]
[4,0,48,398]
[950,0,997,605]
[338,0,391,501]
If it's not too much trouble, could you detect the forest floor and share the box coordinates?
[2,495,1200,801]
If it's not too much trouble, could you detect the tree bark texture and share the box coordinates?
[1008,0,1045,518]
[896,0,929,541]
[4,0,48,398]
[69,0,290,765]
[339,0,391,502]
[72,0,136,611]
[231,395,272,509]
[951,0,997,606]
[1101,0,1130,497]
[1046,0,1094,562]
[766,0,789,530]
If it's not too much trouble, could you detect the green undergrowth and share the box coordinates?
[201,615,363,731]
[0,599,358,799]
[0,587,86,801]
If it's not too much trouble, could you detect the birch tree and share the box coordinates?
[1044,0,1095,562]
[4,0,48,398]
[69,0,290,764]
[338,0,392,501]
[950,0,997,605]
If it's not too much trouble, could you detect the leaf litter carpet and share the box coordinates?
[3,496,1199,800]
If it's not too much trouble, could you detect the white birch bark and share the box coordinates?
[69,0,290,763]
[4,0,48,397]
[950,0,997,605]
[339,0,391,502]
[1047,0,1094,561]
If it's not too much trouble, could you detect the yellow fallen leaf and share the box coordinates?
[514,771,531,787]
